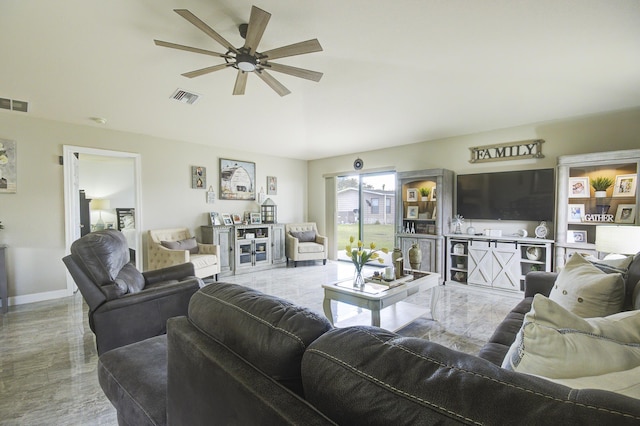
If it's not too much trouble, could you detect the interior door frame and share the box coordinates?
[62,145,143,295]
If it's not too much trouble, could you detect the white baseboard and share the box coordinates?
[8,289,70,307]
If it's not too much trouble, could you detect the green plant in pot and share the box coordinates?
[419,187,431,201]
[591,176,614,198]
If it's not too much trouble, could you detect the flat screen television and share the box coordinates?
[456,168,555,221]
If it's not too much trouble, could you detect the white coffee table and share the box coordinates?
[322,272,441,332]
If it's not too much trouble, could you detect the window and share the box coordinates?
[371,198,379,214]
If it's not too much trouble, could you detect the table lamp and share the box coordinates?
[595,225,640,257]
[91,198,111,231]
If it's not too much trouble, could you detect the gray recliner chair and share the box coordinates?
[63,230,202,355]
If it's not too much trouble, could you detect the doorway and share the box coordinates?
[336,172,396,265]
[63,146,142,295]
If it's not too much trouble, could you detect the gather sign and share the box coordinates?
[469,139,545,163]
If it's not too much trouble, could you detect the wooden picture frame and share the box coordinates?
[406,188,418,202]
[221,213,233,226]
[267,176,277,195]
[250,212,262,224]
[567,204,585,223]
[0,139,17,193]
[612,174,637,197]
[220,158,256,200]
[615,204,636,224]
[191,166,206,189]
[568,177,589,198]
[407,206,419,219]
[431,185,437,201]
[567,230,587,243]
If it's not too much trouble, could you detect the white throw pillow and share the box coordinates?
[546,366,640,400]
[502,295,640,379]
[549,253,624,317]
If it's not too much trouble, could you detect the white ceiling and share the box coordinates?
[1,0,639,160]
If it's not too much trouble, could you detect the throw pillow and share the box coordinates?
[548,253,624,317]
[290,230,316,242]
[502,294,640,379]
[582,253,633,277]
[546,365,640,400]
[161,237,199,254]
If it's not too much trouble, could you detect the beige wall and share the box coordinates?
[308,107,640,256]
[0,113,307,303]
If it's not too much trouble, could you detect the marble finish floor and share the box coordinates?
[0,261,520,425]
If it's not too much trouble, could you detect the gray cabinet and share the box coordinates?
[201,225,234,277]
[397,235,440,273]
[271,224,286,265]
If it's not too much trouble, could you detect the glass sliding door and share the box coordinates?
[336,172,395,266]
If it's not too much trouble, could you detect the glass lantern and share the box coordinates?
[261,198,277,223]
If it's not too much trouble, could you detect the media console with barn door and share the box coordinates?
[445,235,553,292]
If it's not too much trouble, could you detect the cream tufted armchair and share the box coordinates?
[285,223,328,267]
[147,228,220,279]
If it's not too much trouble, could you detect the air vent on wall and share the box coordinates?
[170,89,200,105]
[0,97,28,112]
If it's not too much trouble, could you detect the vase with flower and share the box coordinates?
[345,236,389,289]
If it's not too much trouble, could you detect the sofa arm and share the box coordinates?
[285,234,299,258]
[315,234,328,250]
[148,246,190,270]
[143,262,197,285]
[197,243,220,257]
[524,271,558,298]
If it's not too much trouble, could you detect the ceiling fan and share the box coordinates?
[154,6,323,96]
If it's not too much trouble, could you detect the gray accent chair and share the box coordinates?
[285,222,328,267]
[63,230,201,355]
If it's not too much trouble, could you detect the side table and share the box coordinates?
[0,245,8,314]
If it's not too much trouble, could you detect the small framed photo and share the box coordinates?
[427,224,436,234]
[567,230,587,243]
[615,204,636,224]
[613,174,637,197]
[431,186,437,201]
[406,206,419,219]
[568,177,589,198]
[267,176,277,195]
[209,212,221,226]
[232,214,243,224]
[192,166,206,189]
[221,213,233,226]
[407,188,418,202]
[568,204,585,223]
[250,212,262,224]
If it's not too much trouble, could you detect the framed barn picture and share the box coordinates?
[219,158,256,200]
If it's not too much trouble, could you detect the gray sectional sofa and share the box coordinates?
[98,256,640,425]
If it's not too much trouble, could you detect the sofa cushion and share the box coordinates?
[115,263,145,294]
[161,237,199,254]
[502,294,640,378]
[290,230,316,242]
[187,283,332,396]
[189,254,218,270]
[298,242,325,254]
[546,365,640,400]
[548,253,624,317]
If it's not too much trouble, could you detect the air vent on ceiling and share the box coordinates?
[170,89,200,105]
[0,97,28,112]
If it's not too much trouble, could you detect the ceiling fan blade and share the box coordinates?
[260,39,322,61]
[154,40,228,58]
[264,62,323,82]
[255,70,291,97]
[174,9,238,54]
[233,71,248,95]
[182,63,231,78]
[243,6,271,55]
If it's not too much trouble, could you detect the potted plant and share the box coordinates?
[419,187,431,201]
[591,176,614,198]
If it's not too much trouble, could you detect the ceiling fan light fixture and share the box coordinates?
[236,52,257,72]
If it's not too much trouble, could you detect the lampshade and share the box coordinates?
[595,225,640,255]
[91,198,110,211]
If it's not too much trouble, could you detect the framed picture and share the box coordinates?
[567,230,587,243]
[568,177,589,198]
[232,213,243,224]
[407,188,418,202]
[209,212,221,226]
[221,213,233,226]
[615,204,636,224]
[431,186,437,201]
[407,206,419,219]
[191,166,206,189]
[267,176,277,195]
[0,139,17,193]
[567,204,585,223]
[427,224,436,234]
[220,158,256,200]
[613,174,637,197]
[250,212,262,224]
